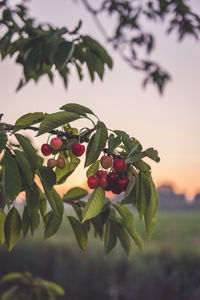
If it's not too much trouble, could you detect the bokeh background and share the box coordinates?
[0,1,200,299]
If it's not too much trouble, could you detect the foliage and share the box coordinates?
[0,103,160,257]
[0,271,64,300]
[0,0,200,93]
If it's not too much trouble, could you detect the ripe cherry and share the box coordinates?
[113,159,127,173]
[98,175,108,189]
[107,172,118,186]
[71,143,85,157]
[87,176,99,189]
[50,137,63,151]
[100,155,113,169]
[47,158,57,169]
[56,157,66,169]
[41,144,52,156]
[118,177,130,191]
[96,170,108,179]
[111,184,123,195]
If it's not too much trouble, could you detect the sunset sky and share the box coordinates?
[1,1,200,200]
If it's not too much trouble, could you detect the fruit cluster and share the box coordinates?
[87,155,130,194]
[41,137,85,169]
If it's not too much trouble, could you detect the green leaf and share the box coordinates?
[1,272,24,284]
[26,182,40,212]
[60,103,94,116]
[86,160,100,178]
[2,151,22,203]
[68,216,88,251]
[37,111,80,136]
[38,166,56,190]
[55,41,74,69]
[22,206,30,238]
[134,160,151,173]
[123,175,136,200]
[91,214,104,239]
[126,152,145,164]
[104,220,118,255]
[4,207,21,251]
[14,112,48,131]
[14,150,34,189]
[144,147,160,162]
[63,187,88,202]
[51,189,64,216]
[137,172,152,218]
[117,223,131,259]
[15,134,40,168]
[43,281,65,296]
[1,286,19,299]
[0,208,6,245]
[0,131,7,154]
[114,130,135,153]
[82,187,105,223]
[30,210,40,235]
[108,133,121,152]
[44,211,62,239]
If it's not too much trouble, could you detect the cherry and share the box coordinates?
[113,159,127,173]
[107,172,118,186]
[50,137,63,151]
[100,155,113,169]
[98,175,108,189]
[47,158,57,169]
[56,157,66,169]
[71,143,85,157]
[118,177,130,191]
[87,176,99,189]
[96,170,108,179]
[41,144,52,156]
[111,184,123,195]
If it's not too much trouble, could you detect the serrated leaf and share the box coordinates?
[126,152,145,164]
[37,111,80,136]
[114,130,134,153]
[0,131,7,154]
[117,223,131,259]
[22,206,30,238]
[14,112,48,131]
[15,134,40,168]
[104,220,118,255]
[86,160,100,177]
[0,208,6,245]
[44,211,62,239]
[60,103,94,116]
[91,215,104,239]
[55,41,74,69]
[134,160,151,173]
[123,175,136,200]
[2,151,22,203]
[39,166,56,190]
[144,147,160,162]
[26,182,40,213]
[30,210,40,235]
[137,172,152,218]
[63,187,88,202]
[4,207,21,251]
[14,150,34,189]
[68,216,88,251]
[82,187,105,223]
[108,133,121,152]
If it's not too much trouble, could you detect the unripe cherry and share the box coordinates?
[41,144,52,156]
[96,170,108,179]
[100,155,113,169]
[71,143,85,157]
[50,137,63,151]
[118,177,130,191]
[113,159,127,173]
[87,176,99,189]
[47,158,57,169]
[56,157,66,169]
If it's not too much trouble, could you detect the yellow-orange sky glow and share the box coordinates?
[1,0,200,201]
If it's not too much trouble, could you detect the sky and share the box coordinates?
[1,0,200,200]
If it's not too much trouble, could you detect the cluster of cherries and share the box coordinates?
[41,137,85,169]
[87,155,130,194]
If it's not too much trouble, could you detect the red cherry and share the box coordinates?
[47,158,57,169]
[56,157,66,169]
[118,177,130,191]
[111,184,123,195]
[96,170,108,179]
[107,172,118,186]
[41,144,52,156]
[100,155,113,169]
[98,175,108,189]
[50,137,63,151]
[71,143,85,157]
[113,159,127,172]
[87,176,99,189]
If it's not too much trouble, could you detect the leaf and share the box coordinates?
[60,103,94,116]
[137,172,152,218]
[4,207,21,251]
[14,150,34,189]
[55,41,74,69]
[117,223,131,259]
[2,151,22,203]
[91,215,104,239]
[68,216,88,251]
[0,131,7,154]
[0,286,19,299]
[26,182,40,213]
[134,160,151,173]
[30,210,40,235]
[126,152,145,164]
[123,175,136,200]
[44,211,62,239]
[43,281,65,296]
[82,187,105,223]
[144,147,160,162]
[104,220,118,255]
[37,111,80,136]
[108,133,121,152]
[38,166,56,190]
[0,208,6,245]
[114,130,135,153]
[15,134,40,168]
[14,112,48,131]
[22,206,30,238]
[63,187,88,202]
[86,160,100,177]
[1,272,24,284]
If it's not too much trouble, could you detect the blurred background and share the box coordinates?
[0,1,200,299]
